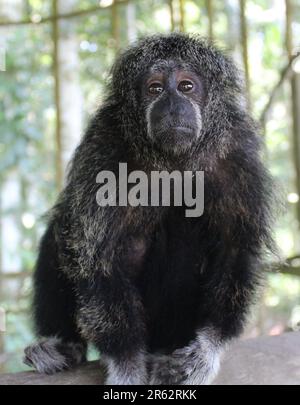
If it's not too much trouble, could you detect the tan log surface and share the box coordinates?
[0,332,299,385]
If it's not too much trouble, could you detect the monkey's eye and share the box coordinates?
[148,82,164,95]
[178,80,194,93]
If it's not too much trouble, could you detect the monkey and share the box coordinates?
[24,33,274,385]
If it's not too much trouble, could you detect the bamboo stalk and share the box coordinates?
[168,0,175,32]
[126,0,136,43]
[285,0,300,228]
[112,0,121,51]
[52,0,63,191]
[239,0,251,109]
[179,0,185,32]
[205,0,213,40]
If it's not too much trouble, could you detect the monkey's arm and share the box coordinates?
[64,202,148,384]
[75,272,147,385]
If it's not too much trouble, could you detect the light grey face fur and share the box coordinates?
[187,97,203,139]
[144,60,204,152]
[146,91,164,141]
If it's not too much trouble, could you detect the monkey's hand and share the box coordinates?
[148,329,222,385]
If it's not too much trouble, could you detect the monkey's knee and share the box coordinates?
[23,337,86,375]
[76,300,147,384]
[76,297,146,357]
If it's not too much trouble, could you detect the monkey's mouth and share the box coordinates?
[171,126,194,134]
[156,123,194,135]
[152,124,196,152]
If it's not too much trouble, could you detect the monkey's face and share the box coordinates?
[142,60,205,153]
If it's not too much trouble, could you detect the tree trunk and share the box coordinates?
[285,0,300,242]
[51,0,83,190]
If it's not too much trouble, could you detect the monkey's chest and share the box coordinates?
[136,215,208,353]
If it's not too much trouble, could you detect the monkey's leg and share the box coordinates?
[102,351,147,385]
[24,223,87,374]
[149,249,260,385]
[76,276,147,385]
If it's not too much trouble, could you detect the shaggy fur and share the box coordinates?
[25,33,274,385]
[23,337,86,374]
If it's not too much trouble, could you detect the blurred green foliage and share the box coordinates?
[0,0,300,373]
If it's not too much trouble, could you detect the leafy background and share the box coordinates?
[0,0,300,373]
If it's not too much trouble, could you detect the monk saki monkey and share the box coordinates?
[24,34,274,385]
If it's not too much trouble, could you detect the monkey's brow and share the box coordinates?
[149,59,191,73]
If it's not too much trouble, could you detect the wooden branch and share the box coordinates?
[0,1,129,27]
[284,254,300,264]
[1,333,299,385]
[279,266,300,277]
[259,51,300,126]
[270,254,300,277]
[2,271,31,279]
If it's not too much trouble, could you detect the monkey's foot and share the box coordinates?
[148,353,186,385]
[24,337,86,375]
[148,347,220,385]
